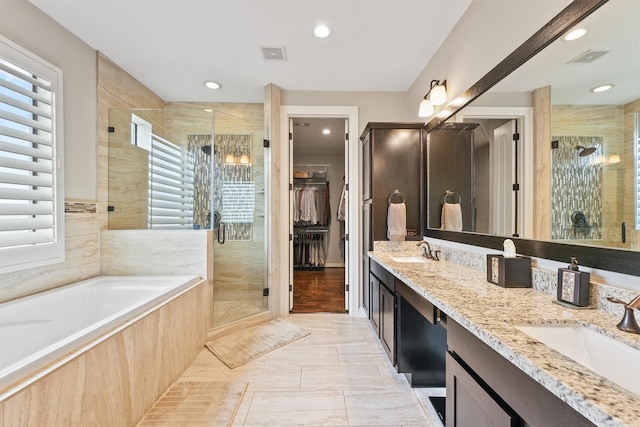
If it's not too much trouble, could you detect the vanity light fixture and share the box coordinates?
[418,79,447,117]
[564,28,587,41]
[313,24,333,39]
[239,154,250,165]
[225,153,235,164]
[203,80,222,90]
[591,83,613,93]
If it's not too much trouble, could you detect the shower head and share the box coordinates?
[201,145,215,155]
[576,145,596,157]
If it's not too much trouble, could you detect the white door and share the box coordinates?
[491,120,517,236]
[288,118,294,310]
[343,119,350,310]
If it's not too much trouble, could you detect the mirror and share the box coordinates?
[426,0,640,276]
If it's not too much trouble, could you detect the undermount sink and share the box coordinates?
[515,324,640,395]
[390,256,426,263]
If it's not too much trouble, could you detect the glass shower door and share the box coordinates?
[209,110,268,327]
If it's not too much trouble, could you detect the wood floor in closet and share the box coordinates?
[292,267,347,313]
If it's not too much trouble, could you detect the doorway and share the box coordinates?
[280,106,362,316]
[455,107,534,239]
[290,117,348,313]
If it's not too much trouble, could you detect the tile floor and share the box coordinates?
[176,313,444,427]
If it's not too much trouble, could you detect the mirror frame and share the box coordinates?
[424,0,640,277]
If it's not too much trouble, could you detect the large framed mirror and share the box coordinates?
[425,0,640,276]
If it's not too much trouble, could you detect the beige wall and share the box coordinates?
[1,0,97,200]
[407,0,573,122]
[0,1,100,302]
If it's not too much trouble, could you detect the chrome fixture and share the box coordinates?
[607,295,640,334]
[417,240,440,261]
[576,145,597,156]
[418,79,447,117]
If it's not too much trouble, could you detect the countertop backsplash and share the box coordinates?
[373,240,638,318]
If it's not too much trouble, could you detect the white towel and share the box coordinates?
[387,203,407,242]
[441,202,463,231]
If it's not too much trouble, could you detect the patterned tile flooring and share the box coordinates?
[175,313,443,427]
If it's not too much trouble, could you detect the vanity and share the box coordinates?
[368,242,640,427]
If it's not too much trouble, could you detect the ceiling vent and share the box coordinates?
[568,49,610,64]
[261,46,287,61]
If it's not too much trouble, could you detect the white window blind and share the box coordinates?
[0,36,64,273]
[148,134,194,229]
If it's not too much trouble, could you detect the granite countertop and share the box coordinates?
[369,244,640,427]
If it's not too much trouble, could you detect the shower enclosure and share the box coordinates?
[107,107,267,328]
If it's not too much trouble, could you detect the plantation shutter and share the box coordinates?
[148,134,194,229]
[0,37,64,273]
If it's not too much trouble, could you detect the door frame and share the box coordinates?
[453,106,534,239]
[279,105,360,316]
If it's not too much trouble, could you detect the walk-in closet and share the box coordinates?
[291,117,348,313]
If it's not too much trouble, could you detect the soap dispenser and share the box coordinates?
[557,257,590,307]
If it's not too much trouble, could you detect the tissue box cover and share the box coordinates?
[486,255,532,288]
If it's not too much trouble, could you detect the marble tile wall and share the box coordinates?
[551,104,625,248]
[1,280,207,426]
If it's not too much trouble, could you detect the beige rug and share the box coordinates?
[206,318,310,368]
[136,381,247,427]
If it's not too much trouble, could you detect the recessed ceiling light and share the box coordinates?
[322,129,331,135]
[203,80,222,90]
[313,24,332,39]
[564,28,587,41]
[591,84,613,93]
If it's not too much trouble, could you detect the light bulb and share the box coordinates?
[418,99,434,117]
[429,84,447,106]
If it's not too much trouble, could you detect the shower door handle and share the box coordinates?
[218,221,226,244]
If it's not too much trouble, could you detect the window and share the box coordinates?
[148,134,194,229]
[0,36,64,273]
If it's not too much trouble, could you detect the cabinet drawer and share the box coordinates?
[446,352,518,427]
[396,279,438,324]
[370,259,395,290]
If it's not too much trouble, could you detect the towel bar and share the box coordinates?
[443,190,461,204]
[388,190,405,204]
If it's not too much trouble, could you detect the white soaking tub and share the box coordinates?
[0,275,201,392]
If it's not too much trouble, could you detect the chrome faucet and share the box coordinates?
[417,240,440,261]
[607,295,640,334]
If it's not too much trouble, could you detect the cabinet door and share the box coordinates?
[369,274,380,336]
[380,283,395,364]
[446,352,518,427]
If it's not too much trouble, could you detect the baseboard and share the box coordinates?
[324,263,346,268]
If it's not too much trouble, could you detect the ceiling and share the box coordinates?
[292,117,346,154]
[490,0,639,106]
[27,0,473,103]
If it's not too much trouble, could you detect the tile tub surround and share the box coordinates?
[0,277,208,426]
[370,243,640,427]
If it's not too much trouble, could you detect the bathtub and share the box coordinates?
[0,275,202,394]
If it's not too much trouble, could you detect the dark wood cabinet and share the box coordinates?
[446,352,518,427]
[360,123,426,242]
[369,273,380,337]
[379,282,395,364]
[369,259,396,364]
[447,320,596,427]
[396,280,447,387]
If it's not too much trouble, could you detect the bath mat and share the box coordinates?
[136,381,247,427]
[206,318,310,368]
